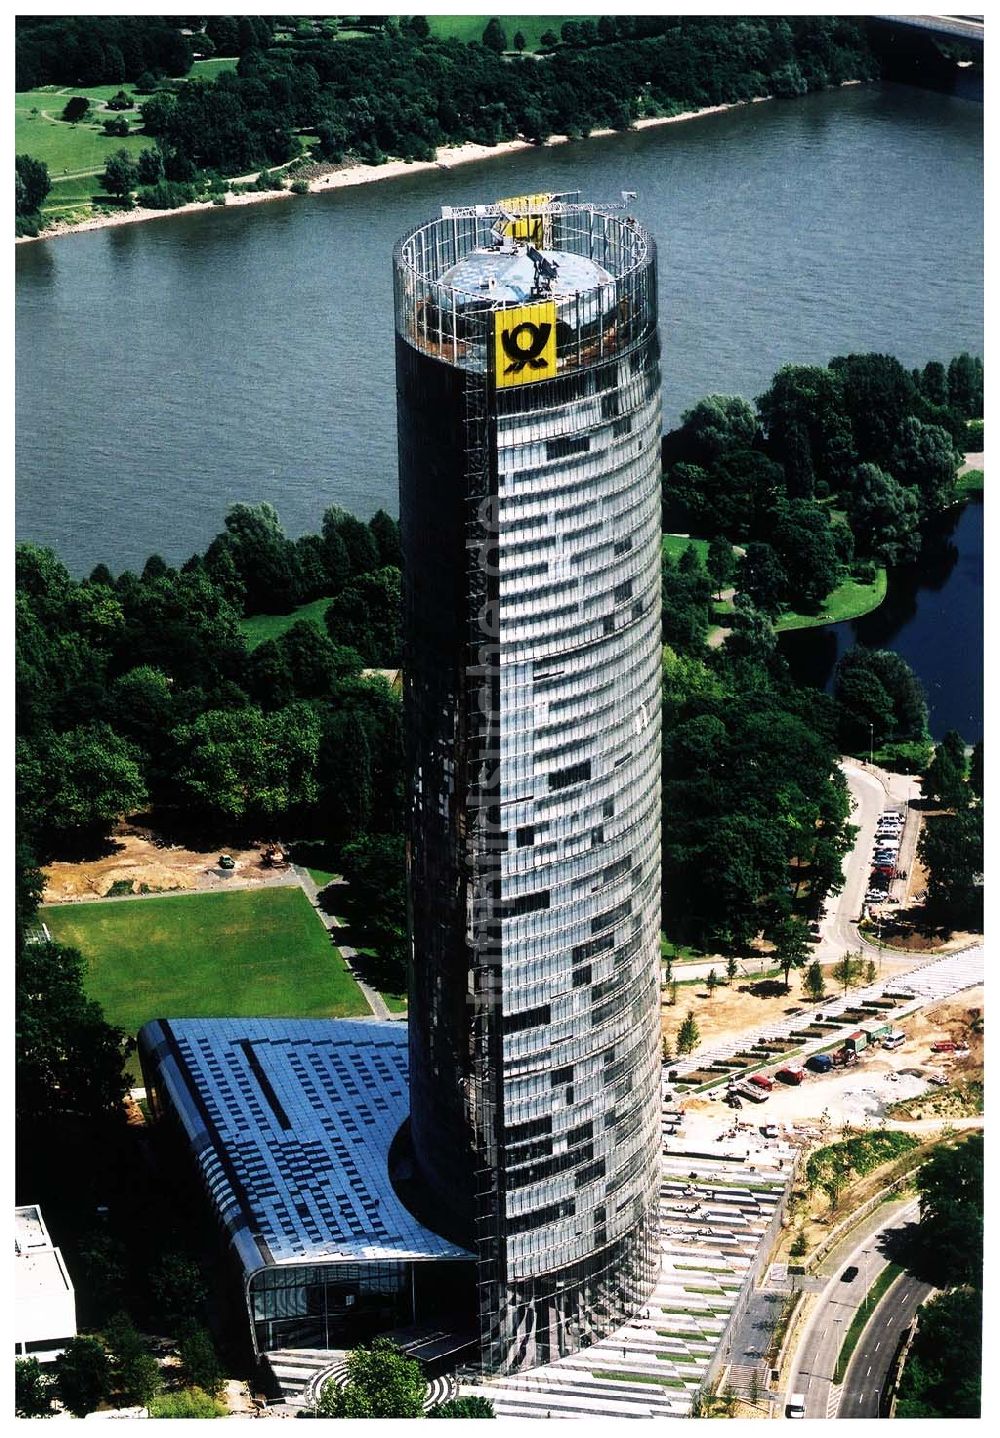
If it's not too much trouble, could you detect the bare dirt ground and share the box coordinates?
[677,988,984,1143]
[42,823,287,903]
[661,970,816,1052]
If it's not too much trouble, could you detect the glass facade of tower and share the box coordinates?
[394,202,662,1373]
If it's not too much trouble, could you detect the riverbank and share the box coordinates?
[17,88,862,245]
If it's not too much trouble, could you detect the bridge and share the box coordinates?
[874,14,983,48]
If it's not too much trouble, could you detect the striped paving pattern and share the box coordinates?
[670,947,984,1083]
[461,1151,790,1419]
[267,1348,457,1413]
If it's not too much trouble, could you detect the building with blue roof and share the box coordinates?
[138,1017,473,1355]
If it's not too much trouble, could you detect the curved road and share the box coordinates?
[788,1197,920,1419]
[839,1272,933,1419]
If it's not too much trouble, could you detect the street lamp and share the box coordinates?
[869,722,874,766]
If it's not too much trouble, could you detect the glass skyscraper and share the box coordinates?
[393,198,662,1373]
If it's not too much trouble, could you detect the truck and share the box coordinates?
[776,1066,804,1085]
[732,1080,769,1103]
[845,1031,868,1055]
[863,1022,892,1045]
[831,1046,858,1068]
[749,1073,774,1091]
[806,1052,833,1074]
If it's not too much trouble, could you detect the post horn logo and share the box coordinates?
[502,321,552,373]
[494,302,557,388]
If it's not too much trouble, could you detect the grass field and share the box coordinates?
[662,533,710,566]
[16,87,151,185]
[775,569,887,632]
[426,16,578,50]
[955,468,983,498]
[190,57,239,80]
[241,596,333,650]
[43,886,369,1079]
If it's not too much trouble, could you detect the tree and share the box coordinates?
[101,147,138,199]
[150,1254,208,1332]
[726,955,738,985]
[172,703,321,823]
[104,1313,161,1407]
[323,505,379,578]
[968,740,983,799]
[804,959,825,1003]
[15,1358,53,1417]
[667,394,759,469]
[220,501,300,614]
[103,115,130,136]
[513,31,526,53]
[706,967,719,999]
[369,508,402,569]
[107,88,133,111]
[946,352,983,418]
[37,722,147,842]
[706,536,735,597]
[769,915,810,989]
[923,739,967,809]
[62,95,91,122]
[15,154,50,214]
[771,499,840,610]
[831,952,863,994]
[845,462,920,565]
[430,1396,496,1417]
[55,1336,112,1418]
[889,416,958,519]
[676,1010,700,1056]
[896,1286,981,1418]
[16,940,129,1135]
[736,542,787,618]
[540,29,559,49]
[865,959,877,985]
[670,978,678,1007]
[482,19,507,54]
[317,1337,426,1418]
[136,146,164,184]
[829,352,919,467]
[325,567,401,665]
[912,1134,983,1287]
[179,1326,224,1396]
[917,808,983,926]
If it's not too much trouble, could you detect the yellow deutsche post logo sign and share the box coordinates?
[494,302,557,389]
[497,193,551,245]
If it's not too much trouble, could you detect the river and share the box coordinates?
[15,81,982,727]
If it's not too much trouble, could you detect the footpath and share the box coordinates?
[291,864,394,1022]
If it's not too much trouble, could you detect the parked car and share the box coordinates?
[927,1073,949,1087]
[841,1265,859,1282]
[776,1067,804,1085]
[218,854,236,870]
[760,1123,780,1138]
[750,1074,774,1091]
[931,1041,958,1053]
[806,1052,833,1073]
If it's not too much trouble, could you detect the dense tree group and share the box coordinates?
[663,352,980,621]
[17,15,879,180]
[16,504,402,860]
[896,1135,982,1416]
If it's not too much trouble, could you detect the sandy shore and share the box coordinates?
[16,97,771,245]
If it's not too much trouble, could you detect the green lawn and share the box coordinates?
[955,468,983,498]
[427,16,582,50]
[662,533,710,566]
[43,887,369,1079]
[241,596,333,650]
[775,569,887,632]
[190,57,239,80]
[16,88,151,185]
[593,1371,688,1389]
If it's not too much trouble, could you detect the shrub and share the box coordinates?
[148,1386,227,1418]
[966,418,983,448]
[290,179,309,194]
[137,180,195,210]
[15,213,41,238]
[62,96,90,123]
[103,116,129,137]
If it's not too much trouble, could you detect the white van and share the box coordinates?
[882,1030,905,1050]
[786,1392,807,1418]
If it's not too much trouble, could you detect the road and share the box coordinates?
[839,1271,933,1418]
[818,760,921,964]
[787,1197,920,1419]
